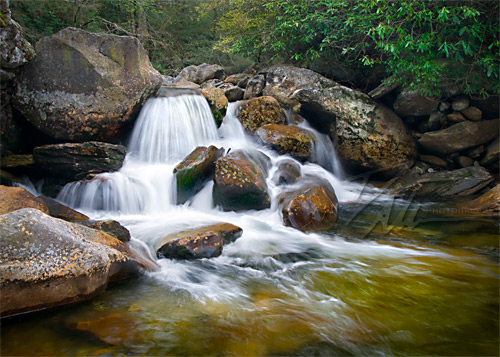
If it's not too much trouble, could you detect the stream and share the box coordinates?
[1,91,498,356]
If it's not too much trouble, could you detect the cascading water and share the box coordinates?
[10,90,496,356]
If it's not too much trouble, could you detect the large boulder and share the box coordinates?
[236,96,286,132]
[263,66,417,176]
[213,149,271,211]
[33,141,126,180]
[201,87,228,126]
[0,185,48,215]
[255,124,316,162]
[174,145,224,204]
[174,63,225,84]
[480,137,499,171]
[0,208,152,317]
[13,27,162,142]
[279,177,339,232]
[392,166,493,198]
[393,88,440,117]
[418,119,500,156]
[156,223,243,260]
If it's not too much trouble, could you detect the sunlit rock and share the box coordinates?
[237,96,286,132]
[13,27,161,142]
[156,223,243,259]
[213,149,271,211]
[174,145,224,204]
[175,63,225,84]
[255,124,316,162]
[0,185,48,215]
[201,87,228,126]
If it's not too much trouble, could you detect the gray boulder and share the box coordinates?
[393,88,439,117]
[13,27,162,142]
[175,63,225,84]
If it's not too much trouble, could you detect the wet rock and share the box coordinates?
[174,145,224,204]
[419,155,447,168]
[0,154,36,176]
[33,141,126,180]
[451,97,470,111]
[393,166,493,198]
[236,96,286,132]
[243,74,266,99]
[156,223,243,259]
[461,106,482,121]
[466,184,500,218]
[13,27,162,142]
[39,195,89,222]
[0,89,21,157]
[81,220,131,242]
[263,66,417,177]
[273,159,302,185]
[175,63,225,84]
[393,88,439,117]
[202,87,228,127]
[255,124,316,162]
[222,85,245,102]
[279,178,339,232]
[466,145,484,160]
[0,208,151,317]
[418,119,500,156]
[213,149,271,211]
[480,137,499,171]
[0,185,48,215]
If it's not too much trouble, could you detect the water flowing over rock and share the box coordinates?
[255,124,316,162]
[156,223,243,260]
[81,220,131,243]
[174,145,224,204]
[213,149,271,211]
[262,66,417,176]
[279,177,339,232]
[418,119,500,156]
[13,27,162,142]
[272,159,302,185]
[0,208,152,317]
[202,87,228,126]
[0,185,48,215]
[236,96,286,132]
[33,141,127,180]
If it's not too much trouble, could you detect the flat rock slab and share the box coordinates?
[0,185,48,215]
[156,223,243,260]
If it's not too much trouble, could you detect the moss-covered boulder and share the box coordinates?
[201,87,228,127]
[13,27,162,142]
[174,145,224,204]
[236,96,286,132]
[33,141,126,180]
[255,124,316,162]
[279,177,339,232]
[0,208,155,317]
[156,223,243,260]
[213,149,271,211]
[0,185,48,215]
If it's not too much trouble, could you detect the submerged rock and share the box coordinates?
[174,145,224,204]
[13,27,162,142]
[0,185,48,215]
[418,119,500,156]
[213,149,271,211]
[279,177,339,232]
[0,208,153,317]
[236,96,286,132]
[393,166,493,198]
[273,159,302,185]
[33,141,126,180]
[156,223,243,259]
[255,124,316,162]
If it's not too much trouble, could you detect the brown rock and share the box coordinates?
[255,124,316,162]
[202,87,228,126]
[243,74,266,99]
[451,96,470,111]
[156,223,243,259]
[420,155,447,168]
[273,159,302,185]
[39,195,89,222]
[393,88,439,117]
[461,106,482,121]
[0,185,48,215]
[82,219,131,242]
[455,156,474,168]
[447,112,467,123]
[480,137,499,170]
[237,96,286,132]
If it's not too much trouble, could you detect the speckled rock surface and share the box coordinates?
[174,145,224,204]
[0,208,153,317]
[13,27,162,142]
[213,149,271,211]
[263,66,417,177]
[32,141,126,180]
[0,185,48,215]
[201,88,228,126]
[156,223,243,260]
[236,96,286,132]
[255,124,316,162]
[279,177,339,232]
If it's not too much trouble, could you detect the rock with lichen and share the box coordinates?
[236,96,286,132]
[0,185,48,215]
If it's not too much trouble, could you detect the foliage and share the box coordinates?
[216,0,499,96]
